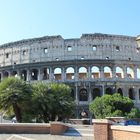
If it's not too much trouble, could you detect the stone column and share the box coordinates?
[38,68,41,81]
[75,82,79,119]
[123,65,127,80]
[88,66,91,80]
[123,87,128,97]
[61,67,65,81]
[135,87,139,102]
[49,67,54,81]
[134,66,137,80]
[74,66,78,81]
[112,66,116,79]
[100,66,104,80]
[0,72,3,81]
[16,70,20,79]
[26,69,30,82]
[102,84,105,95]
[75,82,78,104]
[88,82,92,102]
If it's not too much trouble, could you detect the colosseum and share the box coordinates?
[0,33,140,118]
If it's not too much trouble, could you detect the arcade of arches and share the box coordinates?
[1,65,140,118]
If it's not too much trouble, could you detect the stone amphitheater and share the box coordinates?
[0,33,140,118]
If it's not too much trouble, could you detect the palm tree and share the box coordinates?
[32,82,50,122]
[47,83,75,121]
[32,82,75,122]
[0,77,32,122]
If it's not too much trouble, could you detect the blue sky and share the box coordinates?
[0,0,140,45]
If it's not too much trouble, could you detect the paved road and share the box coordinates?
[0,134,93,140]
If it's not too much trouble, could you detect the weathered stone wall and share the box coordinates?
[0,33,139,67]
[0,33,140,118]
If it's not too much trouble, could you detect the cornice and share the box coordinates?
[0,35,63,48]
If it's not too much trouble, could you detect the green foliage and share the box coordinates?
[89,93,140,119]
[31,82,75,122]
[0,78,75,123]
[48,83,75,120]
[127,108,140,118]
[0,77,32,122]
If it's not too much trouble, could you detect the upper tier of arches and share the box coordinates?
[1,63,140,82]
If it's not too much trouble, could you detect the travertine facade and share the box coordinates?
[0,33,140,118]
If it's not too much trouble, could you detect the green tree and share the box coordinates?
[31,82,50,122]
[48,83,75,121]
[89,93,140,119]
[0,77,32,122]
[32,82,75,122]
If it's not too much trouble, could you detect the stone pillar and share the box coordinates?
[135,87,139,102]
[112,66,116,79]
[123,87,128,97]
[74,66,78,81]
[37,68,40,81]
[100,66,104,80]
[93,119,112,140]
[102,84,105,95]
[16,70,20,79]
[123,65,127,80]
[88,82,92,102]
[61,67,65,81]
[88,66,91,80]
[49,67,54,81]
[134,66,137,80]
[137,88,140,101]
[75,83,78,104]
[26,69,30,82]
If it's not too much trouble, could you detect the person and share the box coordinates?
[80,110,87,118]
[12,116,17,123]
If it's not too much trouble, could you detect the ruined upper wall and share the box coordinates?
[0,35,63,48]
[0,33,139,67]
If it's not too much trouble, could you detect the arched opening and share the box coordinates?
[66,67,74,80]
[31,69,38,80]
[127,67,134,79]
[79,88,88,101]
[128,88,135,100]
[104,66,112,78]
[92,88,101,100]
[43,68,49,80]
[105,87,113,95]
[3,71,9,78]
[91,66,100,78]
[137,68,140,79]
[54,68,62,80]
[116,67,124,78]
[78,67,87,80]
[117,88,123,96]
[21,70,27,81]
